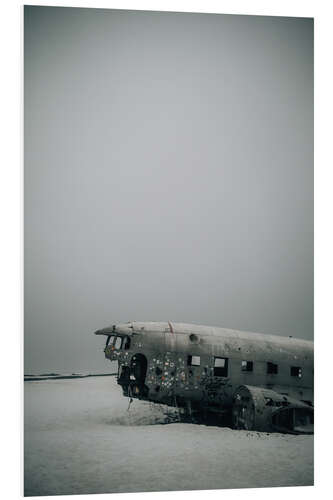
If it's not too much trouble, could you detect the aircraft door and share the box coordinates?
[130,353,148,384]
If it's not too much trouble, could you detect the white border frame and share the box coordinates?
[1,1,332,500]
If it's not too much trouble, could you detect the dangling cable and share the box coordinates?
[127,384,133,411]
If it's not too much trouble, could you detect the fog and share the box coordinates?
[24,7,313,373]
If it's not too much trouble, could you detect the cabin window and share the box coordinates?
[115,337,123,350]
[241,360,253,372]
[214,357,228,377]
[290,366,302,378]
[124,336,131,350]
[187,355,200,366]
[267,362,278,374]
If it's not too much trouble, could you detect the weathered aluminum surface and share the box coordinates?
[95,321,314,432]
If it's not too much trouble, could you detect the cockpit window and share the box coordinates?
[115,337,123,350]
[124,336,131,350]
[106,335,115,347]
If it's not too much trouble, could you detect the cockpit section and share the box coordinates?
[104,334,131,360]
[95,326,150,399]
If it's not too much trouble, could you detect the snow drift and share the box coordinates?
[24,375,313,496]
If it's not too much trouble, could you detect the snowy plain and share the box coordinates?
[24,375,313,496]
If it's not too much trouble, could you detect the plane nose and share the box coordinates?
[94,325,115,335]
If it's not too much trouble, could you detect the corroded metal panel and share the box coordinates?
[95,320,314,432]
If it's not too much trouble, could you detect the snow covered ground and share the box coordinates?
[24,376,313,496]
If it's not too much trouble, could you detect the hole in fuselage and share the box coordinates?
[130,353,148,384]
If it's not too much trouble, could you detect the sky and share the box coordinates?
[24,6,313,373]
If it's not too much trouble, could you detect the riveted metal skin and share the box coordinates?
[95,321,313,433]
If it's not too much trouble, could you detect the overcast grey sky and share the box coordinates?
[24,6,313,373]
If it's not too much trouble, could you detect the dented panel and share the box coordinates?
[95,321,314,433]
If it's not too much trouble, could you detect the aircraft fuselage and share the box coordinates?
[95,321,313,433]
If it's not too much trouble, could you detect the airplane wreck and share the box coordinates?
[95,321,313,434]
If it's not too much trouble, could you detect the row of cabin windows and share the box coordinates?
[187,356,302,378]
[106,335,131,350]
